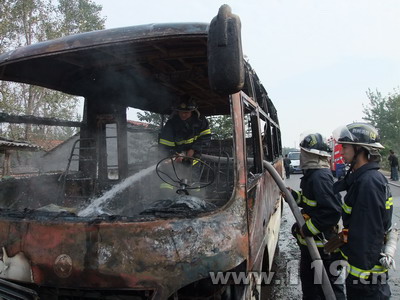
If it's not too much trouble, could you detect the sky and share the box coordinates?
[93,0,400,148]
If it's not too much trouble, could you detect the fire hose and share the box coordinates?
[380,227,399,270]
[202,154,336,300]
[262,160,336,300]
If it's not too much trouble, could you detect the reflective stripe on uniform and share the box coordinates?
[342,203,352,214]
[302,195,317,207]
[293,190,302,205]
[305,218,320,235]
[159,139,175,147]
[199,129,211,136]
[339,249,387,279]
[176,138,194,145]
[386,197,393,209]
[296,233,325,247]
[348,264,387,279]
[176,129,211,146]
[340,249,348,260]
[160,183,174,190]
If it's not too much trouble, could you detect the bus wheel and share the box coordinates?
[221,274,260,300]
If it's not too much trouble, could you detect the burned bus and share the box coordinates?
[0,5,283,300]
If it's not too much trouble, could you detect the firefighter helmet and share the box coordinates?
[333,122,384,149]
[175,98,198,112]
[299,133,331,157]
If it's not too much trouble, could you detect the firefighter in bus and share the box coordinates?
[158,99,211,194]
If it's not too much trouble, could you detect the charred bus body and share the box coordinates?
[0,6,283,300]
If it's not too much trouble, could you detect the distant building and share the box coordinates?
[0,137,41,176]
[39,121,157,174]
[0,120,157,177]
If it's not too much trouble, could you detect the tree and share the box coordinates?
[0,0,105,141]
[137,110,165,128]
[208,115,232,140]
[56,0,105,37]
[0,0,16,52]
[363,87,400,158]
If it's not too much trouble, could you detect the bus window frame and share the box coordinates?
[241,94,264,176]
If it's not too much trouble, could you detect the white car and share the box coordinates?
[288,151,301,173]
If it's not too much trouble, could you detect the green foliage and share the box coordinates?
[56,0,105,36]
[0,0,105,141]
[136,110,165,128]
[208,115,232,140]
[0,0,16,51]
[363,87,400,166]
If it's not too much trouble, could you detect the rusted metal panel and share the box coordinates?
[0,194,248,297]
[246,168,283,271]
[233,90,284,272]
[231,93,247,187]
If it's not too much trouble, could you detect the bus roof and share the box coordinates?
[0,23,236,115]
[0,22,278,118]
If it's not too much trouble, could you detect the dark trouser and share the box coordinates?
[298,245,346,300]
[391,166,398,181]
[346,273,391,300]
[285,166,290,178]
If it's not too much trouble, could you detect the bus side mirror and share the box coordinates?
[208,5,245,95]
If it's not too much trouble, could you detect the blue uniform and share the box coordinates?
[291,168,344,300]
[159,114,211,155]
[292,168,342,241]
[158,114,211,193]
[334,162,393,299]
